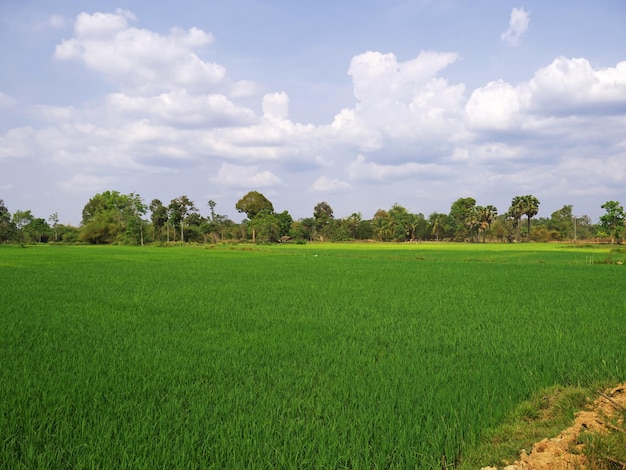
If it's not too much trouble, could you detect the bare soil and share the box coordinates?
[482,383,626,470]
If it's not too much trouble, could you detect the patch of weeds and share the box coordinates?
[459,385,591,469]
[577,403,626,469]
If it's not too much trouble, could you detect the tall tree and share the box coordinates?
[521,195,540,241]
[507,196,526,241]
[149,199,168,241]
[388,203,411,241]
[235,191,274,242]
[428,212,447,241]
[236,191,274,220]
[372,209,391,242]
[448,197,476,241]
[12,210,33,244]
[346,212,362,239]
[125,193,147,246]
[0,199,14,243]
[24,218,50,243]
[48,212,59,241]
[313,201,334,241]
[169,196,197,243]
[476,205,498,242]
[599,200,624,244]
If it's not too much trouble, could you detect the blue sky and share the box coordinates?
[1,1,625,225]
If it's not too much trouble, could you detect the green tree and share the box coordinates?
[448,197,476,241]
[49,212,59,242]
[476,205,498,242]
[507,196,526,241]
[249,210,280,243]
[428,212,448,241]
[548,205,573,241]
[236,191,274,220]
[80,191,127,244]
[125,193,147,246]
[0,199,14,243]
[236,191,274,242]
[388,203,411,242]
[149,199,168,241]
[12,210,34,244]
[522,195,540,241]
[290,218,315,242]
[24,218,51,243]
[169,196,197,243]
[372,209,391,242]
[346,212,362,239]
[313,201,334,241]
[599,200,625,244]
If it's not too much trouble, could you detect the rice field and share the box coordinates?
[0,243,624,468]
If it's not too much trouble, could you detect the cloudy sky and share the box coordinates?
[1,1,625,225]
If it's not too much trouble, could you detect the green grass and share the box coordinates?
[0,243,624,468]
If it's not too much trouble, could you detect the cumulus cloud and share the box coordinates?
[466,57,626,138]
[335,50,465,155]
[465,79,527,130]
[212,163,282,188]
[55,9,223,94]
[309,176,352,192]
[107,89,257,127]
[347,155,449,182]
[3,8,626,222]
[56,173,116,192]
[529,57,626,114]
[230,80,260,98]
[501,7,530,46]
[262,92,289,121]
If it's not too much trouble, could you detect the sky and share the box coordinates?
[1,1,625,225]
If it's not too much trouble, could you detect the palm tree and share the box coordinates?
[521,195,540,241]
[477,205,498,242]
[507,196,526,241]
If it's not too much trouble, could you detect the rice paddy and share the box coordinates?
[0,243,624,468]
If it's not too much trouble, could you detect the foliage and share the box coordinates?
[235,191,274,219]
[168,195,197,243]
[599,200,625,244]
[448,197,477,241]
[80,191,147,245]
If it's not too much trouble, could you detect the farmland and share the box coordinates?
[0,243,624,468]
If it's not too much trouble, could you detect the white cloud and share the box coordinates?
[309,176,351,192]
[501,7,530,47]
[212,163,282,188]
[347,155,448,182]
[230,80,260,98]
[55,10,223,94]
[262,92,289,121]
[107,89,257,127]
[56,173,116,192]
[465,79,527,130]
[328,50,465,157]
[529,57,626,113]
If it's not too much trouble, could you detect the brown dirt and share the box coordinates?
[481,383,626,470]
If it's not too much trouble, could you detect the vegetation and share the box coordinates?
[0,190,622,245]
[1,243,624,468]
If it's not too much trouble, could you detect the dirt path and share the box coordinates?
[482,383,626,470]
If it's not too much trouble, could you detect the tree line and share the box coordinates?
[0,191,624,245]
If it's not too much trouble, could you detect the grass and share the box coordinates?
[0,243,624,468]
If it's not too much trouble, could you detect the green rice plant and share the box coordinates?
[0,244,624,468]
